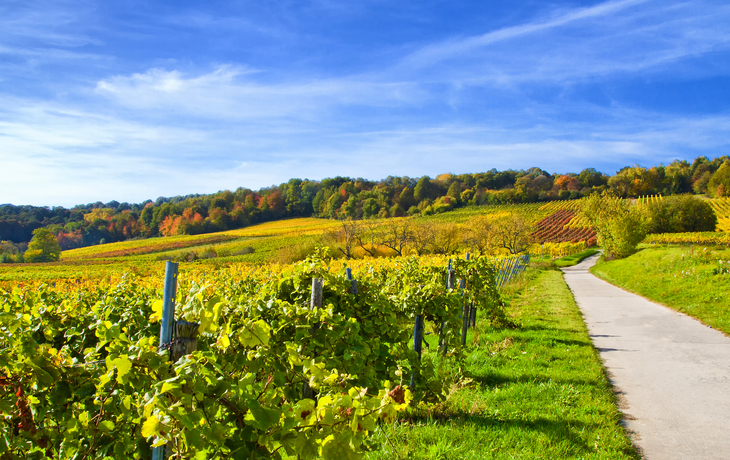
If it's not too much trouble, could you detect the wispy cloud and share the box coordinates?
[0,0,99,47]
[94,66,427,120]
[396,0,730,85]
[402,0,648,69]
[1,0,729,206]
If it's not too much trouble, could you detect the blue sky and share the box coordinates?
[1,0,729,207]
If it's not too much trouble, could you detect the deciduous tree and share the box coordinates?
[379,219,413,256]
[24,228,61,262]
[582,191,648,260]
[492,213,533,254]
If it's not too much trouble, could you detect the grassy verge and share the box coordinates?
[554,249,600,267]
[365,265,638,460]
[591,244,730,336]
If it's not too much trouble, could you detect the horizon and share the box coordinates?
[2,0,729,207]
[0,158,719,209]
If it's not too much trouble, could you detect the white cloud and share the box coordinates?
[2,0,729,207]
[2,89,729,206]
[94,66,427,120]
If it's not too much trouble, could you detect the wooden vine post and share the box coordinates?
[460,253,470,346]
[346,267,358,295]
[439,259,455,355]
[410,314,424,388]
[302,278,323,401]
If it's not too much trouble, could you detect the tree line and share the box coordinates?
[1,156,730,256]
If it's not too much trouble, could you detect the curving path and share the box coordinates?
[562,255,730,460]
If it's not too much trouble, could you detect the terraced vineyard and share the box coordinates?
[709,198,730,232]
[531,201,597,245]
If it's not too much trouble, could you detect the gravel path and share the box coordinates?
[562,255,730,460]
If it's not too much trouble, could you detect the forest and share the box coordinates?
[1,156,729,252]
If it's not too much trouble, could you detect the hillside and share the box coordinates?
[2,156,730,257]
[0,200,599,287]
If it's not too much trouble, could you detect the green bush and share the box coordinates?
[643,195,717,233]
[582,191,648,260]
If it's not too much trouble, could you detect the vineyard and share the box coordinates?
[709,198,730,232]
[532,209,597,244]
[0,251,533,459]
[636,194,664,206]
[60,233,241,261]
[429,199,597,245]
[15,192,730,290]
[644,232,730,246]
[61,218,341,263]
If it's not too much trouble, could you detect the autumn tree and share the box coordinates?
[464,215,497,255]
[492,213,533,254]
[354,220,380,257]
[429,223,461,255]
[331,220,359,259]
[379,219,413,256]
[24,228,62,262]
[414,177,437,202]
[708,160,730,197]
[411,222,436,256]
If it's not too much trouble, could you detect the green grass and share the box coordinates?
[554,249,600,267]
[591,244,730,336]
[364,265,638,460]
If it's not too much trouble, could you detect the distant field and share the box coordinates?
[60,233,240,260]
[0,218,340,285]
[1,201,598,285]
[60,218,340,261]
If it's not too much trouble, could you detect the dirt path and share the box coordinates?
[561,255,730,459]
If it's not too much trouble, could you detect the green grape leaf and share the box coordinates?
[150,299,164,322]
[141,415,161,438]
[243,400,280,431]
[285,342,302,367]
[107,355,133,383]
[98,420,115,432]
[239,319,271,348]
[199,308,215,334]
[212,299,225,322]
[28,362,54,388]
[160,380,181,395]
[0,399,14,414]
[122,395,131,411]
[295,432,320,459]
[321,433,361,460]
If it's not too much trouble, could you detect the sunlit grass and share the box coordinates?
[553,248,600,267]
[591,244,730,335]
[364,266,637,460]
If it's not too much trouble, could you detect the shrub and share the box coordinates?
[582,191,649,260]
[276,239,332,264]
[230,246,255,256]
[643,195,717,233]
[198,247,218,259]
